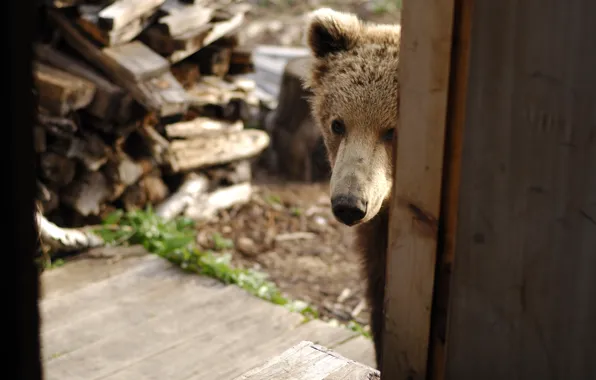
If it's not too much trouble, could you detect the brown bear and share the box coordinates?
[302,8,401,370]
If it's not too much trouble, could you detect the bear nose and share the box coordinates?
[331,195,367,226]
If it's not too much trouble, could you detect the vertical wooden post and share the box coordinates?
[381,0,457,378]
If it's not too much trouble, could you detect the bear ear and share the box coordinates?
[306,8,362,58]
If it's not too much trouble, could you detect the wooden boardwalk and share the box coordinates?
[39,250,375,380]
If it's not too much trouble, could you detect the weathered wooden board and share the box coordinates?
[78,4,158,46]
[97,0,165,31]
[440,1,596,379]
[34,61,96,116]
[40,254,375,380]
[232,341,379,380]
[102,41,170,82]
[383,0,455,378]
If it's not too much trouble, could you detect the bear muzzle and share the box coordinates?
[331,194,368,226]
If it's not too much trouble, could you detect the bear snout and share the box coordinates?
[331,194,368,226]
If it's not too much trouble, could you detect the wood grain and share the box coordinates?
[444,0,596,378]
[382,0,456,378]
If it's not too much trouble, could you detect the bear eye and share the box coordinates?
[382,128,396,142]
[331,119,346,136]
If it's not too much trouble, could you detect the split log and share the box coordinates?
[141,5,249,63]
[37,113,78,137]
[205,160,252,186]
[265,56,330,182]
[37,182,60,215]
[102,41,170,82]
[170,62,201,89]
[38,151,76,188]
[61,171,113,216]
[35,44,128,121]
[77,4,158,46]
[193,45,232,77]
[164,117,243,138]
[156,1,214,37]
[185,182,252,222]
[36,211,105,252]
[97,0,165,31]
[50,132,110,171]
[155,172,209,220]
[168,129,270,172]
[34,61,96,116]
[121,173,169,211]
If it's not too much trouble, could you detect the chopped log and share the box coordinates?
[205,160,252,186]
[265,56,330,182]
[137,124,172,164]
[141,5,248,63]
[51,132,110,171]
[168,129,270,172]
[164,117,243,138]
[170,62,201,89]
[48,10,188,117]
[103,153,154,200]
[36,211,105,252]
[185,182,252,222]
[37,112,78,137]
[121,173,169,210]
[38,151,76,188]
[35,44,127,121]
[34,126,47,153]
[97,0,165,31]
[34,61,96,116]
[61,171,113,216]
[193,45,232,77]
[37,182,60,215]
[156,2,214,37]
[77,4,158,46]
[135,71,189,117]
[102,41,170,82]
[155,172,209,220]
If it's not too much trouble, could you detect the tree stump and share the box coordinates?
[264,56,330,182]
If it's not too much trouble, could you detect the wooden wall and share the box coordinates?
[384,0,596,379]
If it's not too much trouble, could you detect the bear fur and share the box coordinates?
[302,8,401,370]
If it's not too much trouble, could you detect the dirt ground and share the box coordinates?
[196,168,371,327]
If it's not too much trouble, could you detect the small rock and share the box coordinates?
[222,226,233,234]
[236,236,259,257]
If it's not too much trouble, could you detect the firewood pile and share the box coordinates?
[34,0,277,252]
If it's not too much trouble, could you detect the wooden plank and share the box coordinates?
[427,1,474,379]
[34,44,126,120]
[34,61,96,116]
[39,251,150,299]
[232,341,379,380]
[135,71,189,117]
[442,1,596,379]
[41,266,227,362]
[382,0,456,378]
[102,41,170,82]
[77,4,158,46]
[44,283,283,380]
[97,0,165,31]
